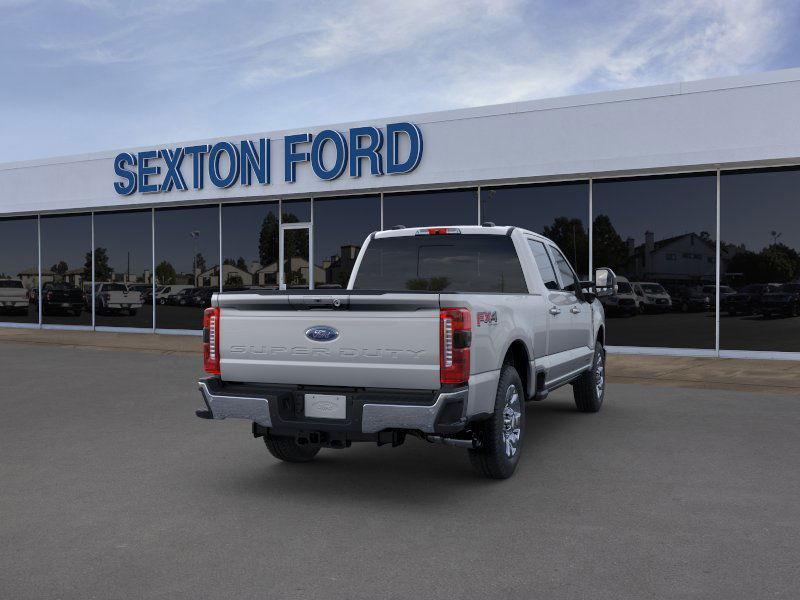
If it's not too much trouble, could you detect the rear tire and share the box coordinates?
[263,433,320,463]
[468,364,525,480]
[573,341,605,413]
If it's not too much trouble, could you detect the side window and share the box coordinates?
[527,239,559,291]
[550,246,580,293]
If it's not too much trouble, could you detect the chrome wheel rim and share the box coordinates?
[594,351,605,398]
[502,384,522,459]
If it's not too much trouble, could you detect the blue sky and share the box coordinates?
[1,0,798,163]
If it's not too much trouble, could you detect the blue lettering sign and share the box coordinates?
[113,123,421,195]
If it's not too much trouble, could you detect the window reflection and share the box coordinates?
[481,182,590,277]
[592,174,717,349]
[0,217,39,324]
[221,202,279,292]
[40,214,92,326]
[313,195,380,288]
[155,206,219,330]
[721,168,800,352]
[93,210,153,328]
[383,189,478,229]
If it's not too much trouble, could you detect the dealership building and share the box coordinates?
[1,68,799,359]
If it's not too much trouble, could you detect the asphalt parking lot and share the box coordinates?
[1,343,799,599]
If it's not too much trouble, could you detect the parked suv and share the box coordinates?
[195,225,616,479]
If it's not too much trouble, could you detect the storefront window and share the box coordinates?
[221,202,279,291]
[592,174,717,349]
[92,210,153,329]
[313,195,380,288]
[154,205,219,330]
[0,217,39,324]
[40,214,92,326]
[383,189,478,229]
[721,168,800,352]
[481,182,590,277]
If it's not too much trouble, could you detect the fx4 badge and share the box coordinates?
[477,311,498,326]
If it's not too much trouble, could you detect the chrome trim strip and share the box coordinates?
[361,388,468,434]
[198,380,272,427]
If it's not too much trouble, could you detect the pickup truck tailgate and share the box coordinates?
[217,293,440,390]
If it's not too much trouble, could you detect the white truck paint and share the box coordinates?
[196,226,615,479]
[0,279,30,314]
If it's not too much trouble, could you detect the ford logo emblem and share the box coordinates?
[305,325,339,342]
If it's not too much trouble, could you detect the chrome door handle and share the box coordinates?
[549,306,561,316]
[570,306,581,314]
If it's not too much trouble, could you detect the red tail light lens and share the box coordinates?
[203,307,221,375]
[440,308,471,385]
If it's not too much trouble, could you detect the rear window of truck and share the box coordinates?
[353,234,527,293]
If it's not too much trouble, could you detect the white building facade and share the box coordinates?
[1,69,800,358]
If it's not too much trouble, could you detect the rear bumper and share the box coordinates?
[197,377,469,435]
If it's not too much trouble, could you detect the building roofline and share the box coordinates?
[3,67,800,171]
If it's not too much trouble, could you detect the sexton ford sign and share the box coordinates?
[112,122,423,196]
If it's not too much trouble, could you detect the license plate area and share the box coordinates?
[304,393,346,419]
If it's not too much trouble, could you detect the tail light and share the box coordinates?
[46,291,53,302]
[203,307,221,375]
[102,293,110,301]
[440,307,471,385]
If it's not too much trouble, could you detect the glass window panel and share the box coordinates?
[550,246,580,292]
[481,182,590,277]
[154,205,219,330]
[383,189,478,229]
[353,234,527,293]
[282,199,311,223]
[221,202,278,291]
[283,228,310,288]
[721,168,800,352]
[93,210,153,328]
[0,217,39,324]
[527,239,559,291]
[40,214,92,326]
[313,195,380,288]
[593,174,717,349]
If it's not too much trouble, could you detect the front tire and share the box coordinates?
[263,433,319,463]
[573,342,606,413]
[468,364,525,480]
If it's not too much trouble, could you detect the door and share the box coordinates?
[527,239,575,383]
[547,244,593,372]
[279,223,312,289]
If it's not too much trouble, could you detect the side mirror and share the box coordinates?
[594,267,617,297]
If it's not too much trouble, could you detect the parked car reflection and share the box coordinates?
[600,276,639,317]
[632,282,672,313]
[41,282,84,316]
[0,279,30,315]
[722,283,781,316]
[669,286,712,312]
[759,283,800,318]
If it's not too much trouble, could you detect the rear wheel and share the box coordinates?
[573,342,605,413]
[263,433,320,463]
[468,364,525,480]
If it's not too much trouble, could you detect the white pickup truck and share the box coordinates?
[0,279,30,314]
[196,225,616,479]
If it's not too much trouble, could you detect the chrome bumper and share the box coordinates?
[197,380,468,434]
[361,388,468,433]
[198,380,272,427]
